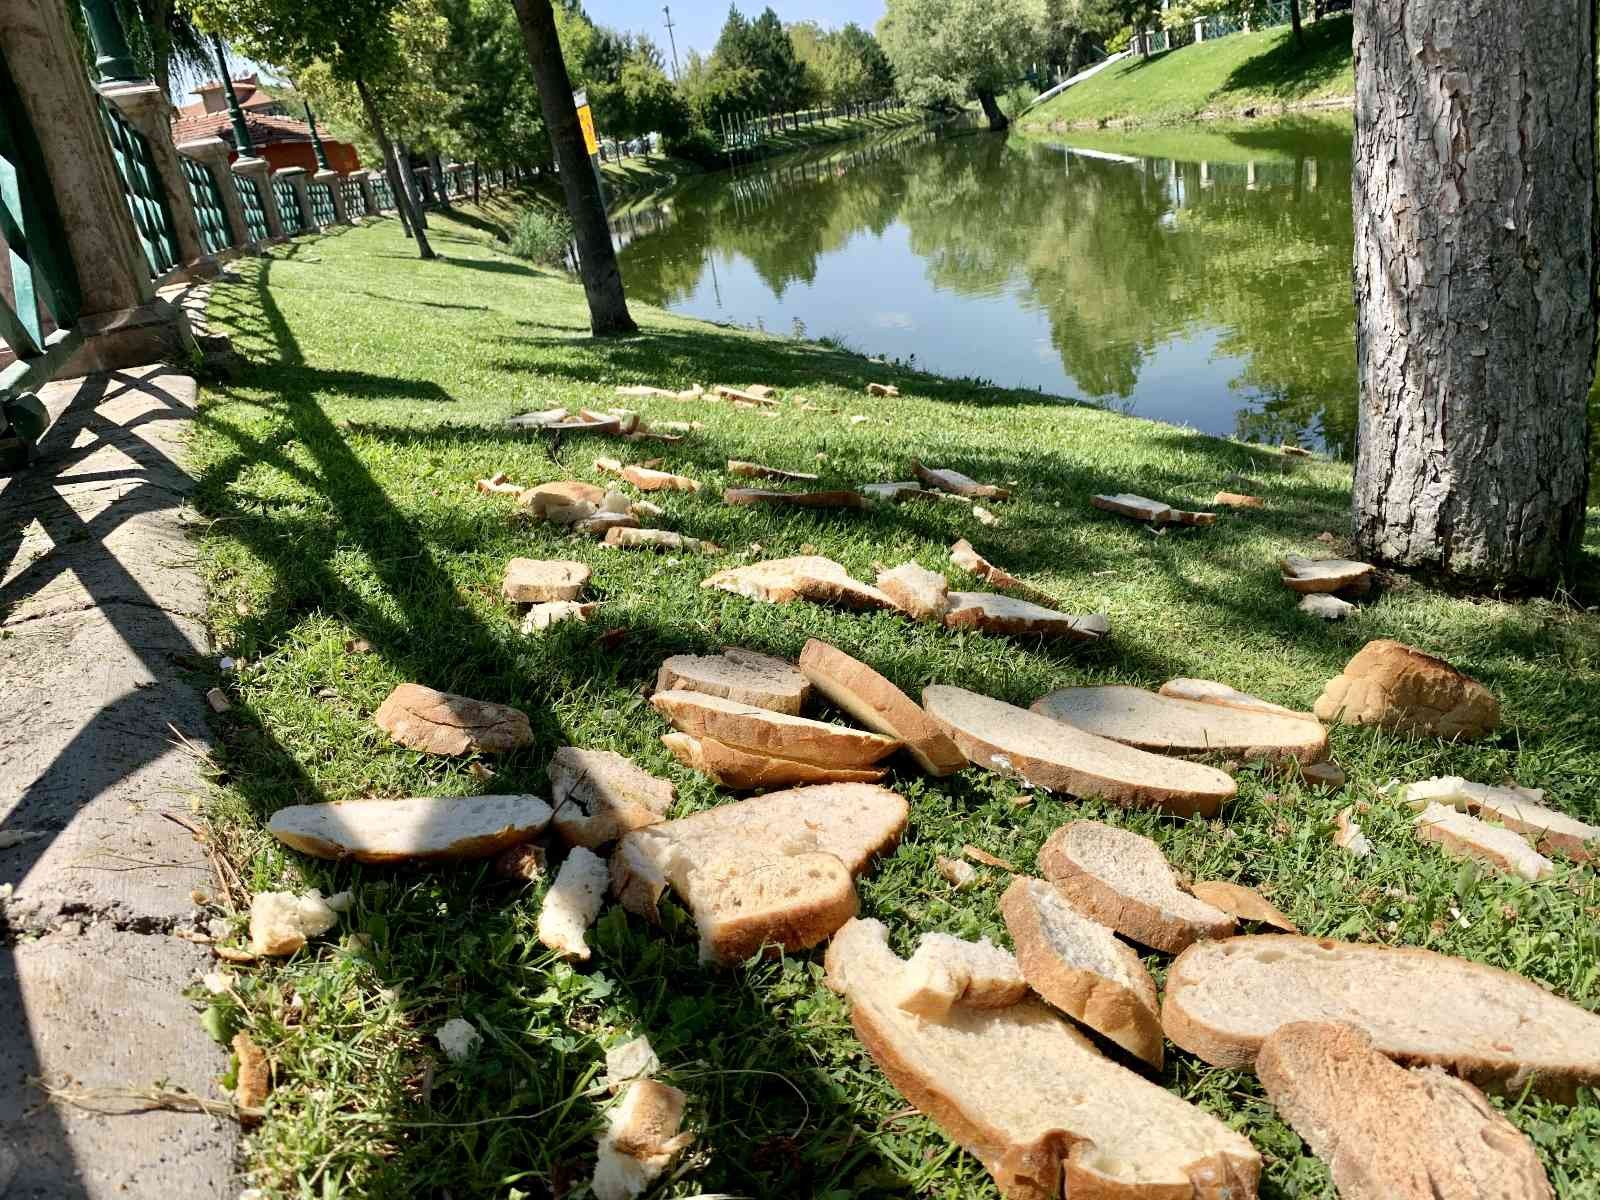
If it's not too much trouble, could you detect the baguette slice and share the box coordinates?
[548,748,674,849]
[610,783,907,923]
[875,561,951,622]
[823,918,1262,1200]
[660,732,887,789]
[651,688,899,768]
[1000,876,1164,1068]
[1400,776,1598,862]
[894,932,1028,1019]
[687,851,858,963]
[1039,821,1235,953]
[1032,685,1328,764]
[655,648,811,715]
[702,556,896,610]
[923,686,1237,817]
[798,640,966,776]
[1162,935,1600,1101]
[1256,1021,1553,1200]
[268,795,553,863]
[944,593,1109,641]
[1412,802,1556,882]
[1157,678,1317,721]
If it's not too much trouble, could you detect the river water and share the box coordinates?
[613,116,1359,456]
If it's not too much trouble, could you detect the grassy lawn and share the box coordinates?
[193,200,1600,1199]
[1022,16,1354,130]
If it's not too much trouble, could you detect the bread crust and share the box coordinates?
[1162,936,1600,1102]
[798,640,966,776]
[1031,686,1328,765]
[1312,639,1498,740]
[268,795,553,863]
[1000,877,1164,1068]
[651,689,901,768]
[660,732,887,789]
[693,852,858,962]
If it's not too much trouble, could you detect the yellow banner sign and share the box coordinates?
[576,104,599,156]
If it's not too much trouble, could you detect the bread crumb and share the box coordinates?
[604,1035,660,1091]
[436,1017,481,1062]
[537,848,608,960]
[936,856,978,890]
[248,890,338,957]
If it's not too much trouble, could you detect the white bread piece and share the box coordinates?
[824,918,1263,1200]
[1162,935,1600,1100]
[609,783,908,923]
[1401,777,1597,862]
[894,933,1028,1019]
[923,686,1236,818]
[537,847,609,960]
[522,600,599,632]
[517,480,606,513]
[1256,1021,1554,1200]
[702,555,896,610]
[874,561,950,621]
[722,487,867,509]
[604,527,721,554]
[548,748,674,849]
[268,795,554,863]
[1412,802,1555,882]
[1091,493,1173,523]
[1299,592,1355,619]
[1313,639,1499,740]
[1187,881,1297,933]
[249,889,339,956]
[913,462,1009,500]
[1280,554,1374,594]
[654,648,811,715]
[651,688,900,769]
[501,558,590,603]
[1000,876,1163,1068]
[944,593,1109,641]
[728,459,818,482]
[1039,821,1235,953]
[861,481,943,503]
[1333,806,1373,857]
[661,732,887,789]
[1157,678,1317,721]
[687,851,858,963]
[590,1079,694,1200]
[1031,685,1328,764]
[948,539,1057,607]
[797,640,966,776]
[603,1035,659,1091]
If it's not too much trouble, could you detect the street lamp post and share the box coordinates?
[303,100,332,170]
[212,35,256,157]
[78,0,141,81]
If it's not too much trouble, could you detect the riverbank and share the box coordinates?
[1021,15,1353,130]
[194,201,1598,1198]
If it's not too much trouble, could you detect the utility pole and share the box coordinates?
[663,5,681,82]
[212,35,255,156]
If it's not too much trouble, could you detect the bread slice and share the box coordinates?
[1039,821,1235,953]
[797,640,966,776]
[1256,1021,1553,1200]
[374,683,532,755]
[1162,935,1600,1100]
[1187,881,1297,933]
[590,1079,694,1200]
[722,487,867,509]
[1091,493,1172,523]
[1000,876,1163,1068]
[655,648,811,715]
[913,462,1009,500]
[1280,554,1374,594]
[1412,802,1555,882]
[823,918,1262,1200]
[610,783,908,923]
[1157,678,1317,721]
[727,460,818,482]
[944,593,1109,641]
[660,732,887,789]
[537,847,609,960]
[874,561,950,621]
[651,688,900,768]
[1400,777,1597,862]
[894,932,1028,1019]
[548,748,674,849]
[701,556,896,610]
[1032,685,1328,764]
[948,539,1057,607]
[268,795,554,863]
[604,527,721,554]
[502,558,590,603]
[686,851,858,963]
[923,686,1237,817]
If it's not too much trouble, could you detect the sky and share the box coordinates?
[584,0,887,67]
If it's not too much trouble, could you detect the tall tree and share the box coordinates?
[1350,0,1595,586]
[510,0,636,335]
[879,0,1045,131]
[180,0,436,258]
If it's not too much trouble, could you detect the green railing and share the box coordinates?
[274,177,305,235]
[180,154,231,254]
[372,175,394,211]
[341,178,365,217]
[308,179,336,227]
[98,97,178,277]
[239,173,270,242]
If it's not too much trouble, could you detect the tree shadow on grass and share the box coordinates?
[1219,15,1354,101]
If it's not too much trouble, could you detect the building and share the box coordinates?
[171,73,361,174]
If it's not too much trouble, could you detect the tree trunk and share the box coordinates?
[976,89,1009,132]
[428,151,453,210]
[1289,0,1304,48]
[355,77,435,260]
[1350,0,1595,587]
[510,0,636,336]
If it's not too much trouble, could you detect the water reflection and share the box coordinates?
[614,118,1358,455]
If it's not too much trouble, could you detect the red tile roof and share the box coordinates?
[170,109,318,149]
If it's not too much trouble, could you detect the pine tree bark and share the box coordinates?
[510,0,636,336]
[355,77,434,260]
[1350,0,1595,587]
[976,89,1009,131]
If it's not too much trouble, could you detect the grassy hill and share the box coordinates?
[1021,15,1354,129]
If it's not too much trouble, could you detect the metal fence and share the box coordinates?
[717,95,907,154]
[98,97,177,277]
[372,175,394,211]
[239,173,270,242]
[308,179,336,227]
[341,178,365,217]
[274,177,304,235]
[180,154,231,254]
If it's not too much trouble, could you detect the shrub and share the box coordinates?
[507,206,573,267]
[663,127,725,170]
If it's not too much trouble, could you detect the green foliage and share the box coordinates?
[506,203,573,265]
[809,22,897,106]
[662,126,724,170]
[434,0,549,166]
[879,0,1048,108]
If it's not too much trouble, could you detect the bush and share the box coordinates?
[1107,25,1133,53]
[507,206,573,267]
[663,127,725,170]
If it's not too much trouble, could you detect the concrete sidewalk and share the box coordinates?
[1,365,236,1197]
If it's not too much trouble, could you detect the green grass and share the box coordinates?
[192,201,1600,1199]
[1022,16,1354,130]
[1020,111,1352,164]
